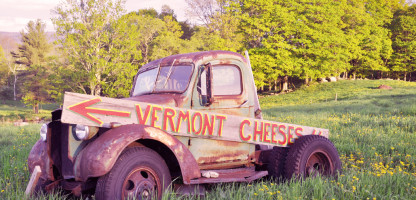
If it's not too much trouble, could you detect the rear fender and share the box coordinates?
[73,124,200,184]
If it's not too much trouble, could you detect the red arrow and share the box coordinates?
[68,98,131,125]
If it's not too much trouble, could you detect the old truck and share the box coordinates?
[27,50,341,199]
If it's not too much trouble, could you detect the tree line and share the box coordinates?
[0,0,415,113]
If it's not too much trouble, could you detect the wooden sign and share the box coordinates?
[62,92,329,147]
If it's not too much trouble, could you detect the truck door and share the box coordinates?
[188,60,255,170]
[192,61,251,116]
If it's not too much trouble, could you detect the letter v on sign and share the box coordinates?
[68,98,131,125]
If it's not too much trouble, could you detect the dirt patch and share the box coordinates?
[377,85,393,90]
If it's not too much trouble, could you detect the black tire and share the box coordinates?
[268,147,288,180]
[284,135,341,179]
[95,147,171,200]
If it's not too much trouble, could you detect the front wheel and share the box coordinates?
[95,147,171,200]
[284,135,341,179]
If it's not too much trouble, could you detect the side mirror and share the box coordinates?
[206,63,213,105]
[197,63,213,106]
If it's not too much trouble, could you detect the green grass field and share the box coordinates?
[0,100,58,123]
[0,79,415,199]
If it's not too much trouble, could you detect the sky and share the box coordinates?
[0,0,189,32]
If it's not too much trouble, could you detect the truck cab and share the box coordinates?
[127,51,260,170]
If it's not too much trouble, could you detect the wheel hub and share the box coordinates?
[122,167,160,200]
[306,150,333,177]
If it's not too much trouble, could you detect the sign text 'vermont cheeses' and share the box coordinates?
[62,92,329,146]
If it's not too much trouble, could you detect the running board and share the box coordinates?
[189,168,268,184]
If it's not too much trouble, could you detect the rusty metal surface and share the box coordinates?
[187,138,251,169]
[138,51,248,73]
[73,124,200,184]
[253,149,272,165]
[189,167,267,184]
[27,139,52,182]
[125,93,190,108]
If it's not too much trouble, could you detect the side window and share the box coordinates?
[212,65,242,95]
[198,64,242,101]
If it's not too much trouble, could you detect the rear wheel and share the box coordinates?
[284,135,341,179]
[268,147,288,180]
[95,147,171,200]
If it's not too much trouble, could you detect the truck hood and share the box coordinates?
[124,94,189,108]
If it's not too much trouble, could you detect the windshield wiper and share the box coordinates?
[163,59,176,88]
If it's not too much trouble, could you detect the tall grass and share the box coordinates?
[1,80,415,199]
[0,125,40,199]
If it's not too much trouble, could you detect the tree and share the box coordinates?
[185,0,220,26]
[11,19,51,67]
[233,0,350,90]
[390,5,416,81]
[0,45,7,86]
[186,0,244,51]
[11,19,52,113]
[0,45,15,101]
[150,15,185,60]
[342,0,396,79]
[53,0,142,97]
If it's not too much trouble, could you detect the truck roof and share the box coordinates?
[139,50,248,72]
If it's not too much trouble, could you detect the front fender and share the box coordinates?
[73,124,200,184]
[28,139,53,182]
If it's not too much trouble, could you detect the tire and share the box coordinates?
[95,147,171,200]
[284,135,341,179]
[268,146,288,180]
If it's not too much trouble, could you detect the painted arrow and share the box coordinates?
[68,97,131,125]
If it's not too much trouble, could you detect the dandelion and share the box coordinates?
[254,193,258,196]
[1,190,4,193]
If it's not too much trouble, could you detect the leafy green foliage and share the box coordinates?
[11,19,51,67]
[0,45,8,87]
[11,20,52,113]
[53,0,141,97]
[390,4,416,80]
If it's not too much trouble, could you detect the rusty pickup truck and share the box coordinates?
[27,50,341,199]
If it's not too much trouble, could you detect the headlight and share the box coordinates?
[75,125,89,140]
[75,125,99,140]
[40,123,48,142]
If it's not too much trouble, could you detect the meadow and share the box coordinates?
[0,100,57,123]
[0,79,415,199]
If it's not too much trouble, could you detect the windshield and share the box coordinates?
[132,65,193,96]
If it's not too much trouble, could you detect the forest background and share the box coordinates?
[1,0,416,113]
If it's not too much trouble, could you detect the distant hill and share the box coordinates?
[0,32,56,54]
